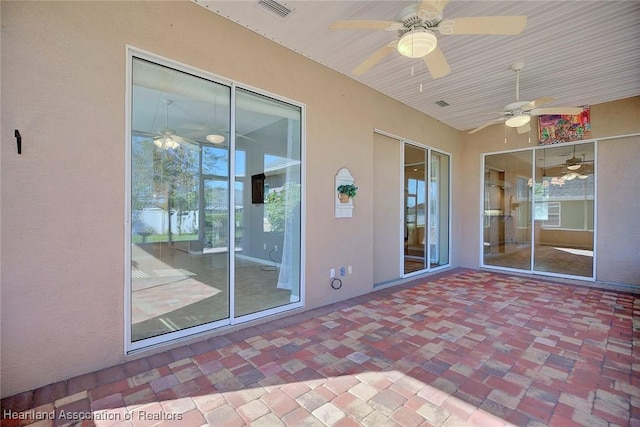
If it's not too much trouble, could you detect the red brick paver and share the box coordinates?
[2,269,638,426]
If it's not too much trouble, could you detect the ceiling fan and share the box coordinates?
[181,124,259,145]
[144,99,201,151]
[469,62,584,135]
[562,146,594,176]
[329,0,527,78]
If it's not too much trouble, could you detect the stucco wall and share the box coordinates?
[1,1,461,397]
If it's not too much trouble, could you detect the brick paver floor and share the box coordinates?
[2,269,638,426]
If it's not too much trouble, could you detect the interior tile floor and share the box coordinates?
[131,243,294,341]
[484,244,594,278]
[2,269,638,426]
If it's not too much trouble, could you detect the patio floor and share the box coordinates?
[2,269,638,426]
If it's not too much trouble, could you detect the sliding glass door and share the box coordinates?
[128,52,303,350]
[482,142,595,279]
[403,143,450,275]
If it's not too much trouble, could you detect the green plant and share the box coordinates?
[265,183,301,232]
[337,184,358,198]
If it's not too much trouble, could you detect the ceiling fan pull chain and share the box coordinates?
[421,59,425,93]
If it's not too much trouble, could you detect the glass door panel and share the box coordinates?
[404,145,427,274]
[533,143,594,277]
[430,152,450,267]
[483,151,533,270]
[234,89,302,317]
[130,57,231,342]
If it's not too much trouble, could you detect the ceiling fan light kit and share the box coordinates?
[154,137,180,150]
[469,61,582,136]
[144,99,201,152]
[397,29,437,58]
[505,114,530,128]
[329,1,526,79]
[206,134,225,144]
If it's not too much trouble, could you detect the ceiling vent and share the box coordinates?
[256,0,293,18]
[435,100,450,107]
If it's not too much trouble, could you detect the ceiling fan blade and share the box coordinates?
[522,96,554,111]
[329,20,400,31]
[420,0,450,15]
[352,43,396,76]
[170,135,201,151]
[440,16,527,35]
[236,133,257,143]
[468,118,504,134]
[517,123,531,134]
[422,45,451,79]
[529,107,584,116]
[133,130,157,139]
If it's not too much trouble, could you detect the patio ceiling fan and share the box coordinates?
[143,99,201,151]
[560,146,594,179]
[468,62,584,135]
[181,124,258,145]
[329,0,527,78]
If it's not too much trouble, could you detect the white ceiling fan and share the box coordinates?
[329,0,527,79]
[469,62,584,135]
[143,99,201,151]
[561,146,594,176]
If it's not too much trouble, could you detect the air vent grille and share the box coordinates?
[435,100,450,107]
[256,0,293,18]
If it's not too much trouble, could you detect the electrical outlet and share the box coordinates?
[330,268,335,278]
[339,267,346,276]
[274,245,278,252]
[348,265,352,275]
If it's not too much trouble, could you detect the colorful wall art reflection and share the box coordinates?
[538,106,590,145]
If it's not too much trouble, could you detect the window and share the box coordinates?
[541,202,561,228]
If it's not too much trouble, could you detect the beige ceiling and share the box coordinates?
[192,0,640,133]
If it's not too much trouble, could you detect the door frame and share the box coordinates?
[125,46,305,354]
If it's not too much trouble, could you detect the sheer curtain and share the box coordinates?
[277,118,301,302]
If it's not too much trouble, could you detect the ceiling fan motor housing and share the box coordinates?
[566,157,582,168]
[397,4,442,34]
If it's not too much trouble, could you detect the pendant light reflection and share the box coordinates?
[206,134,225,144]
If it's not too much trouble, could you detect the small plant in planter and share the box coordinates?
[337,184,357,203]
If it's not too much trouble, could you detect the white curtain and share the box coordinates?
[277,119,300,300]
